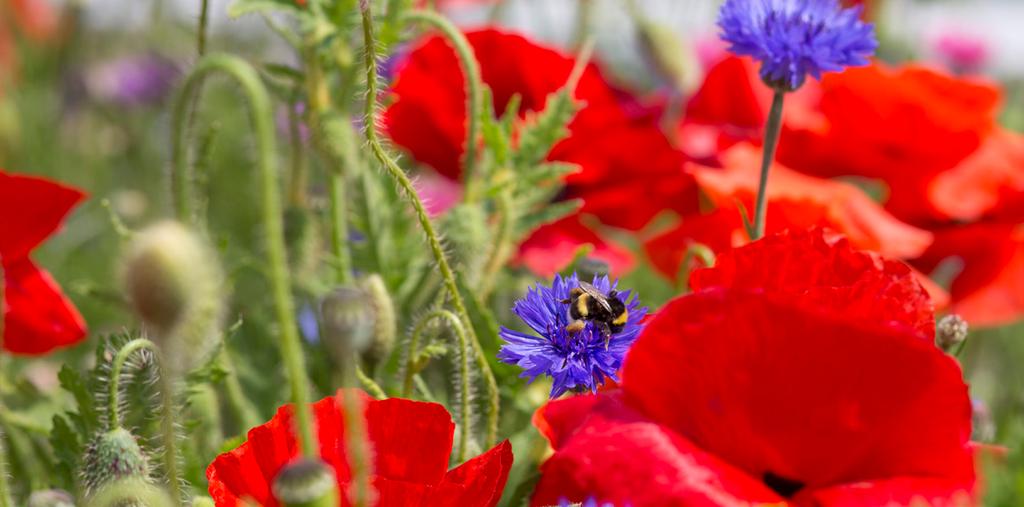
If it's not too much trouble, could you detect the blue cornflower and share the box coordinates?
[718,0,878,90]
[498,273,647,399]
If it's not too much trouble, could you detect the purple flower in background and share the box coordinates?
[85,53,180,106]
[718,0,877,90]
[498,273,646,399]
[934,32,989,75]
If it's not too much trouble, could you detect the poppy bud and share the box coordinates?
[439,204,490,287]
[81,428,151,496]
[320,286,375,360]
[635,17,699,94]
[359,273,396,366]
[27,489,75,507]
[573,257,610,282]
[936,314,968,351]
[119,220,225,374]
[272,458,340,507]
[283,206,321,279]
[191,497,215,507]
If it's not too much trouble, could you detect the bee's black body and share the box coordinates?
[560,281,629,343]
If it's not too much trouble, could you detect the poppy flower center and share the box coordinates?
[762,471,805,498]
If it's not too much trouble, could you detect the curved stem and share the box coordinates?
[197,0,210,56]
[355,365,386,400]
[0,428,12,507]
[752,89,785,240]
[218,347,262,432]
[362,4,500,447]
[480,189,514,300]
[170,54,315,457]
[402,310,471,463]
[402,9,485,203]
[106,338,183,506]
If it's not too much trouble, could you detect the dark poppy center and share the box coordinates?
[762,471,805,498]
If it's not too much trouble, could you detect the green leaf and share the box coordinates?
[513,90,579,169]
[227,0,300,18]
[455,272,501,352]
[515,199,582,237]
[49,415,81,491]
[57,365,99,435]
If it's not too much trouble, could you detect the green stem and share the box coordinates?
[107,338,183,506]
[305,47,354,285]
[402,310,471,462]
[197,0,210,56]
[403,10,485,203]
[170,54,315,457]
[676,243,715,294]
[339,373,372,507]
[362,3,499,447]
[218,347,262,432]
[479,190,514,300]
[286,93,309,208]
[752,89,785,240]
[0,428,13,507]
[355,365,386,399]
[573,0,594,51]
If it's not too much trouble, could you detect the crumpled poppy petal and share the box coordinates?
[433,440,513,507]
[691,144,933,260]
[926,128,1024,224]
[364,397,455,485]
[689,228,938,338]
[0,170,86,261]
[3,257,87,354]
[531,392,784,506]
[622,288,975,494]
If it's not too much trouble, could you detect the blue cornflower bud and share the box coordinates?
[498,274,647,398]
[717,0,878,90]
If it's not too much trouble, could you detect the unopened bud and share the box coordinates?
[574,258,609,283]
[28,489,75,507]
[191,497,215,507]
[284,206,321,280]
[272,458,340,507]
[359,273,395,366]
[81,428,150,496]
[936,314,968,351]
[439,204,490,287]
[636,18,700,94]
[321,286,375,359]
[120,220,225,374]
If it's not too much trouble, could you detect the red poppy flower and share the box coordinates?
[689,228,938,339]
[514,214,634,277]
[7,0,59,42]
[531,243,975,504]
[385,28,696,230]
[916,223,1024,328]
[925,128,1024,224]
[0,170,87,355]
[207,390,513,506]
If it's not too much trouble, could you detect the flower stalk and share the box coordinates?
[752,89,785,240]
[106,338,183,506]
[0,428,11,507]
[360,2,499,447]
[169,54,315,457]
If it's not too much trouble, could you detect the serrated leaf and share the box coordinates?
[57,365,98,435]
[513,90,579,169]
[227,0,300,18]
[48,415,80,490]
[517,161,579,189]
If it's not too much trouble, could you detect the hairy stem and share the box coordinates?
[402,310,471,462]
[170,54,315,456]
[361,4,499,446]
[355,364,387,399]
[107,338,183,506]
[403,9,485,203]
[340,365,372,507]
[753,89,785,240]
[197,0,210,56]
[0,428,12,507]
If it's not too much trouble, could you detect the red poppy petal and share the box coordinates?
[432,440,513,506]
[690,228,938,339]
[364,397,455,485]
[0,171,86,261]
[3,257,87,354]
[531,393,783,506]
[515,215,635,278]
[622,288,974,493]
[797,477,975,506]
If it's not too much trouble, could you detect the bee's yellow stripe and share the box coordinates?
[612,311,629,326]
[576,294,590,316]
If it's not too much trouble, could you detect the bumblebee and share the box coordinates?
[560,281,629,346]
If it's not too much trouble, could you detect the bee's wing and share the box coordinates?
[578,281,613,313]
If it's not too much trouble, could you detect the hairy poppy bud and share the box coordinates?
[439,204,490,287]
[573,257,610,282]
[191,497,215,507]
[359,273,396,366]
[936,314,968,351]
[272,458,339,507]
[27,489,75,507]
[320,286,375,359]
[120,220,225,374]
[283,206,321,279]
[81,428,151,496]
